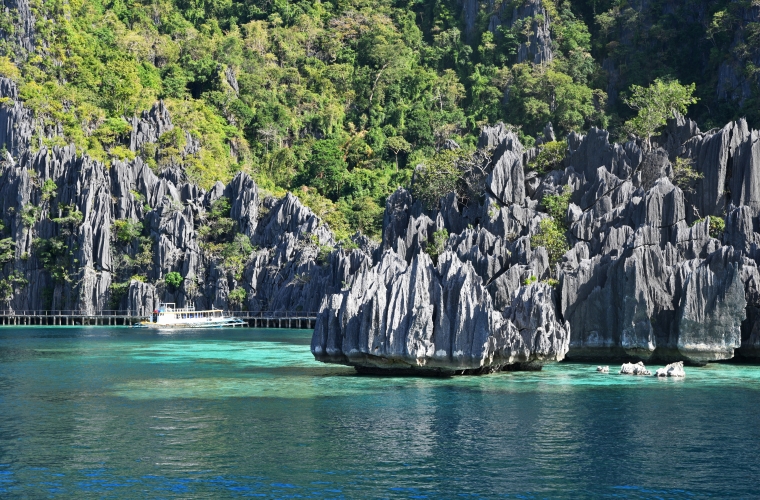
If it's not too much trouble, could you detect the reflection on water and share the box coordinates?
[0,326,758,498]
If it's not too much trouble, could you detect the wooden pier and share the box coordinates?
[0,310,318,329]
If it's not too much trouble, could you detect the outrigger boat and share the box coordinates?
[133,303,246,329]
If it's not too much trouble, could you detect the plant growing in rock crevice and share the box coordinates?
[412,149,492,210]
[113,219,143,244]
[692,215,725,239]
[424,229,449,266]
[0,271,28,305]
[671,157,703,195]
[165,271,183,289]
[528,140,567,175]
[228,287,247,307]
[534,186,572,275]
[34,236,75,283]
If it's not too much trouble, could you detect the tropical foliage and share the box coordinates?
[1,0,756,239]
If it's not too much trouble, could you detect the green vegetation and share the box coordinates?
[165,271,183,289]
[0,238,14,264]
[113,219,144,244]
[534,187,572,273]
[21,205,40,227]
[672,157,704,195]
[693,216,726,240]
[34,236,74,283]
[0,271,27,303]
[424,229,449,266]
[0,0,755,240]
[412,148,490,209]
[623,79,698,148]
[541,187,572,221]
[529,141,567,174]
[41,179,57,202]
[294,188,351,242]
[523,275,538,286]
[197,197,254,279]
[228,287,247,306]
[532,218,570,272]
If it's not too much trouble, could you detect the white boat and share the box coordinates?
[133,303,246,329]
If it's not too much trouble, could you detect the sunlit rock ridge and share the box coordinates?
[313,118,760,372]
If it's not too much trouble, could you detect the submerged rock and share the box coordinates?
[619,362,652,376]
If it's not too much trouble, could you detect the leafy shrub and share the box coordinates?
[0,271,27,303]
[523,275,537,286]
[21,205,41,227]
[113,219,143,244]
[541,187,572,225]
[544,278,560,288]
[108,281,131,309]
[52,204,84,235]
[0,238,14,263]
[198,198,236,242]
[532,218,569,271]
[425,229,449,265]
[624,79,698,147]
[693,216,725,239]
[529,141,567,174]
[34,236,72,283]
[41,179,58,202]
[0,57,20,82]
[414,148,493,209]
[228,287,247,306]
[672,157,703,194]
[294,187,351,242]
[317,245,334,265]
[165,271,183,289]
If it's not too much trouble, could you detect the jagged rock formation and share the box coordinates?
[311,250,568,374]
[0,76,372,315]
[2,63,760,374]
[314,113,760,372]
[655,361,685,377]
[313,124,571,373]
[619,362,651,376]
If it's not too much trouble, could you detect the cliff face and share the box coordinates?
[0,77,373,314]
[3,74,760,371]
[313,114,760,371]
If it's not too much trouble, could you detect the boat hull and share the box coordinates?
[133,318,247,329]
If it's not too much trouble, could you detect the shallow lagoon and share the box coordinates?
[0,327,758,498]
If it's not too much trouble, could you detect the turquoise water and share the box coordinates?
[0,328,759,498]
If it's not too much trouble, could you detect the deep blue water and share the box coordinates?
[0,327,759,499]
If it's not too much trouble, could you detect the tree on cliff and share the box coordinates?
[623,79,698,149]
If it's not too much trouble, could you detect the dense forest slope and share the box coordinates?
[0,0,758,239]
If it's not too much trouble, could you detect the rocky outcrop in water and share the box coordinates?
[313,113,760,372]
[311,250,569,374]
[655,361,685,377]
[619,362,651,376]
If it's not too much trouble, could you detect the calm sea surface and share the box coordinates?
[0,327,758,499]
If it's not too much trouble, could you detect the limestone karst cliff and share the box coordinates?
[0,77,373,316]
[2,69,760,371]
[313,118,760,372]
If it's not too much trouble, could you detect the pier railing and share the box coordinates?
[0,309,320,328]
[0,309,319,318]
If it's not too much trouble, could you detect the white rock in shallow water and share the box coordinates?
[654,361,685,377]
[619,361,651,375]
[597,366,609,373]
